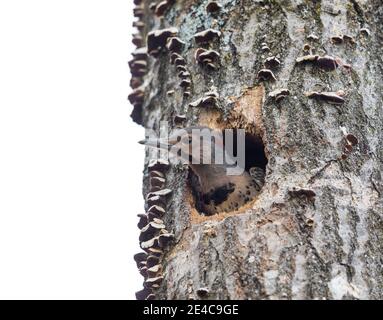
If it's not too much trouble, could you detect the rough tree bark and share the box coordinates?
[130,0,383,300]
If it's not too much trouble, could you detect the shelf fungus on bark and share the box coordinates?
[264,56,281,69]
[147,27,178,56]
[178,71,191,79]
[180,79,192,89]
[206,1,222,13]
[147,195,166,208]
[296,54,339,71]
[133,21,145,31]
[147,255,160,268]
[135,287,152,301]
[132,47,148,60]
[166,37,186,53]
[128,60,147,77]
[132,33,143,47]
[148,159,170,172]
[360,28,370,37]
[331,34,356,45]
[149,170,165,179]
[305,91,345,105]
[139,220,166,242]
[148,204,166,217]
[139,267,148,279]
[133,6,144,19]
[261,43,270,52]
[150,177,166,190]
[128,86,145,106]
[257,69,276,81]
[147,247,163,257]
[150,188,172,197]
[147,264,162,278]
[130,77,143,89]
[307,33,319,41]
[137,213,148,229]
[193,28,221,44]
[303,44,311,52]
[176,65,187,73]
[158,233,174,248]
[189,91,219,108]
[196,288,210,297]
[140,236,160,250]
[269,88,290,102]
[134,252,148,267]
[174,114,187,126]
[195,48,220,70]
[145,276,164,288]
[154,0,175,17]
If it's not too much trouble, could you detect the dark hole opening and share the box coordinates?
[188,130,268,216]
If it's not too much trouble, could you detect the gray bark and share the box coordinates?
[132,0,383,300]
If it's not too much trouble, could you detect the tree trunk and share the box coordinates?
[130,0,383,300]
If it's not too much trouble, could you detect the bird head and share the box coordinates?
[139,126,226,165]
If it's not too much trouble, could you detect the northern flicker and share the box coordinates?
[139,126,265,215]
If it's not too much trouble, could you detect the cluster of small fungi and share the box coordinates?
[134,159,174,300]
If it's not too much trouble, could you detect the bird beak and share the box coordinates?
[138,138,172,150]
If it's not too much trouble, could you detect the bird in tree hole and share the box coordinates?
[140,126,265,215]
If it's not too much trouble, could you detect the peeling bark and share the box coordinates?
[131,0,383,300]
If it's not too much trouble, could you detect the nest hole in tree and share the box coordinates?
[188,130,268,216]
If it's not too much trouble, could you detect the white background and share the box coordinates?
[0,0,144,299]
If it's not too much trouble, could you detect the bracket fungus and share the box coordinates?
[296,54,338,71]
[133,21,145,31]
[166,37,186,53]
[206,1,222,13]
[147,27,178,56]
[139,220,166,242]
[195,48,220,70]
[257,69,276,81]
[133,252,148,267]
[193,29,221,44]
[148,159,170,172]
[155,0,175,17]
[269,88,290,102]
[147,205,166,217]
[149,170,165,179]
[147,264,162,278]
[135,288,152,301]
[137,213,148,229]
[360,28,370,37]
[331,34,356,45]
[146,255,160,268]
[147,248,163,257]
[158,233,174,248]
[150,177,166,190]
[307,34,319,41]
[174,114,187,125]
[189,91,219,108]
[264,56,281,69]
[305,91,345,105]
[196,288,210,297]
[145,276,164,288]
